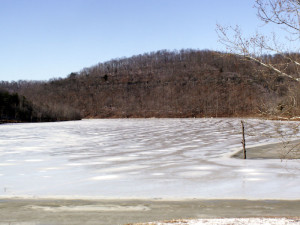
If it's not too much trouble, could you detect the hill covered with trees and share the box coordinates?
[1,49,300,120]
[0,90,81,123]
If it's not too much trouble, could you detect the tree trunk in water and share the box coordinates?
[241,120,246,159]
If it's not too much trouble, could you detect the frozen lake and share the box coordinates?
[1,118,300,199]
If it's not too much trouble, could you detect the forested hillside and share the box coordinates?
[1,50,300,119]
[0,90,81,123]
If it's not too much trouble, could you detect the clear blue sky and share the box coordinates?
[0,0,277,81]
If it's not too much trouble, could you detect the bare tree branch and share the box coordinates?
[216,0,300,82]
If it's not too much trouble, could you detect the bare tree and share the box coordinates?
[216,0,300,82]
[217,0,300,158]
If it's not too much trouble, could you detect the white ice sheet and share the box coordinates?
[1,118,300,199]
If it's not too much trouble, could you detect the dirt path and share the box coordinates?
[1,198,300,225]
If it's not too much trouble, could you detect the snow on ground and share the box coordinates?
[1,118,300,199]
[139,218,300,225]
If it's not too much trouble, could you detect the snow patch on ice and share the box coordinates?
[90,175,120,180]
[41,167,64,171]
[244,178,265,181]
[26,204,150,212]
[24,159,44,162]
[0,163,17,166]
[149,218,300,225]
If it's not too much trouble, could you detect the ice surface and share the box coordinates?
[1,118,300,199]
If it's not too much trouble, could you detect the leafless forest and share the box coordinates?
[1,50,300,120]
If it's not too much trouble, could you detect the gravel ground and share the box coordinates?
[2,199,300,225]
[132,218,300,225]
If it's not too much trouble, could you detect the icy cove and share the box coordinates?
[1,118,300,199]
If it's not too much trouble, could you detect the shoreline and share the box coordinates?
[2,195,300,201]
[2,115,300,124]
[231,139,300,159]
